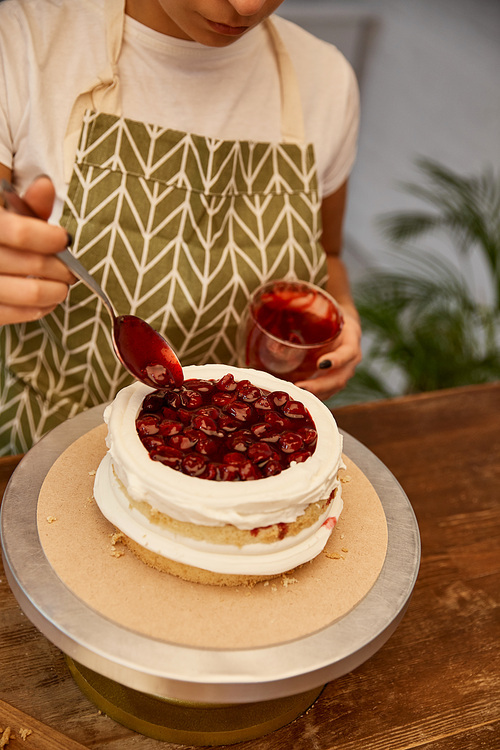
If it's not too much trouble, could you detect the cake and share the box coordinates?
[93,364,345,586]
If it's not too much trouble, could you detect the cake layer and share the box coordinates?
[94,451,344,576]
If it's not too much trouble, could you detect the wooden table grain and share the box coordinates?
[1,382,499,749]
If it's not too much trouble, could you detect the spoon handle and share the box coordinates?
[56,248,116,322]
[0,179,116,321]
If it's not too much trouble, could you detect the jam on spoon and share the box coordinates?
[113,315,183,388]
[0,180,183,388]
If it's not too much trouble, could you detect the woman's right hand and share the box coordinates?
[0,173,75,325]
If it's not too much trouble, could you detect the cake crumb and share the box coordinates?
[88,469,96,476]
[46,515,57,524]
[263,581,270,587]
[0,727,12,748]
[110,531,126,558]
[86,495,94,504]
[19,727,33,740]
[323,551,343,560]
[270,583,278,592]
[281,575,299,587]
[340,533,345,539]
[340,474,351,484]
[341,547,349,553]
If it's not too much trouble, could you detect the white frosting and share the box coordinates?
[94,364,345,576]
[94,452,343,575]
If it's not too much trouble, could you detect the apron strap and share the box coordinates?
[63,9,305,180]
[264,18,306,145]
[63,0,125,182]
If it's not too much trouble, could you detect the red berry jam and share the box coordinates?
[136,374,317,481]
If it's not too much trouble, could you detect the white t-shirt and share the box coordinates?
[0,0,359,222]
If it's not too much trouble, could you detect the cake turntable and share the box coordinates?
[1,405,420,745]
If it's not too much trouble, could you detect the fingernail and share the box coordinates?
[318,359,332,370]
[66,231,73,246]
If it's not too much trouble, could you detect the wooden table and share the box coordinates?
[1,382,499,749]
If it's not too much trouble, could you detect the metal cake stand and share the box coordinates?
[1,405,420,745]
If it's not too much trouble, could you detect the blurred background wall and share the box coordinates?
[278,0,500,298]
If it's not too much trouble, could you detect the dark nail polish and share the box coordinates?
[66,231,73,246]
[318,359,332,370]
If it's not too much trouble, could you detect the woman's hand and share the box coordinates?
[295,181,363,400]
[295,308,362,400]
[0,173,74,325]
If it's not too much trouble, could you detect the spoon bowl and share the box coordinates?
[0,180,183,389]
[113,314,183,388]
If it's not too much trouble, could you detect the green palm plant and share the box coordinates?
[332,159,500,405]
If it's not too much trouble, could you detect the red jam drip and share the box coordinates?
[135,373,318,481]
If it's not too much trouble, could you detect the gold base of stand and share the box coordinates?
[66,657,324,746]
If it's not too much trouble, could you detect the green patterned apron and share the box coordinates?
[0,13,327,455]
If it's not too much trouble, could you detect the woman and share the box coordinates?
[0,0,362,454]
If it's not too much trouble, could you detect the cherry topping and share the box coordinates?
[226,401,253,422]
[279,432,304,454]
[177,407,192,424]
[142,435,164,451]
[289,450,312,464]
[184,378,215,395]
[263,459,282,477]
[269,391,289,408]
[227,430,253,452]
[196,435,219,455]
[169,432,199,451]
[182,389,204,409]
[297,427,318,445]
[162,406,179,421]
[136,415,160,436]
[219,415,240,432]
[158,420,183,437]
[236,381,261,402]
[224,452,247,465]
[212,392,236,407]
[282,400,308,418]
[135,374,317,481]
[142,392,166,413]
[197,406,219,420]
[239,460,260,481]
[216,373,238,392]
[251,423,280,442]
[192,415,219,435]
[152,446,183,469]
[218,464,241,481]
[182,454,208,476]
[202,463,219,481]
[264,412,289,430]
[254,395,272,411]
[166,391,183,410]
[248,442,275,465]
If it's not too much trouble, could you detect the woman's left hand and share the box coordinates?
[298,181,362,400]
[295,308,362,400]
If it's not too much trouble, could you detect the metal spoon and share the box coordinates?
[0,180,183,389]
